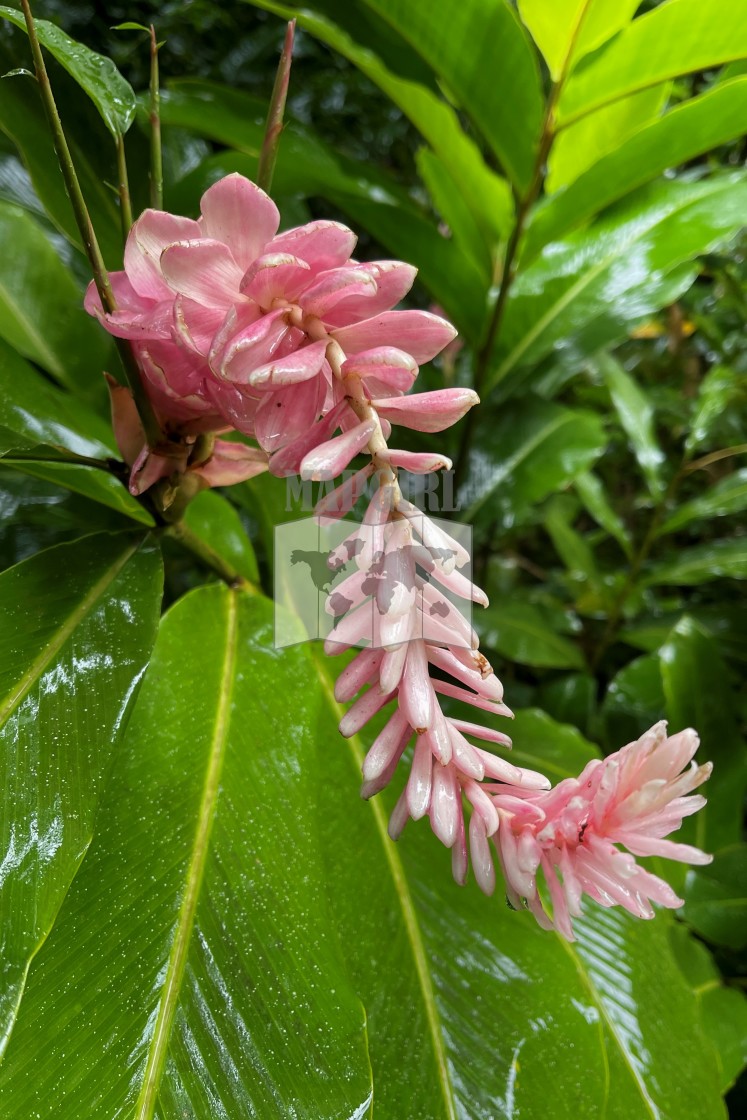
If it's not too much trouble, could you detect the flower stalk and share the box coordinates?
[149,24,163,210]
[257,20,295,194]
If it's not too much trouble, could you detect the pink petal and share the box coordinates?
[300,266,377,318]
[199,173,279,269]
[268,399,353,476]
[174,296,236,357]
[212,309,292,382]
[314,463,375,518]
[341,346,418,393]
[379,449,452,474]
[334,648,384,703]
[429,763,460,848]
[125,209,201,299]
[254,374,327,453]
[245,340,329,390]
[469,813,496,895]
[160,238,244,306]
[399,639,434,730]
[362,708,412,783]
[332,309,458,364]
[300,419,376,481]
[373,388,479,433]
[407,734,434,820]
[270,219,357,272]
[241,252,311,307]
[338,686,395,738]
[324,260,418,327]
[193,441,269,487]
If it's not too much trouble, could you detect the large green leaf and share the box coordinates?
[686,365,746,452]
[0,587,372,1117]
[660,618,746,852]
[658,468,747,536]
[480,601,585,669]
[313,658,725,1118]
[645,537,747,586]
[0,339,152,525]
[462,397,607,526]
[360,0,544,192]
[0,6,135,136]
[575,469,632,557]
[684,845,747,951]
[182,490,260,584]
[558,0,747,125]
[517,0,638,80]
[0,532,162,1056]
[0,201,110,395]
[0,74,122,266]
[529,78,747,257]
[597,352,666,500]
[246,2,515,243]
[490,176,747,395]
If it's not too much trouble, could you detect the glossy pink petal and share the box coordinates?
[198,173,280,269]
[160,239,244,306]
[324,260,417,326]
[268,399,354,477]
[254,372,327,453]
[332,309,458,364]
[212,310,293,382]
[341,346,418,394]
[314,463,375,518]
[300,419,376,481]
[379,449,453,473]
[300,267,377,318]
[240,252,312,307]
[125,209,201,299]
[193,440,269,486]
[373,388,479,432]
[173,296,230,357]
[270,219,357,272]
[245,340,329,390]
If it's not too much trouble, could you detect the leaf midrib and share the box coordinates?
[134,590,239,1120]
[0,278,64,378]
[0,537,140,728]
[313,654,457,1120]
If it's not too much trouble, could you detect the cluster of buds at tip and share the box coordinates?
[88,174,712,939]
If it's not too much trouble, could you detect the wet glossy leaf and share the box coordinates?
[182,490,260,584]
[0,587,372,1118]
[537,673,597,736]
[0,6,135,136]
[602,653,666,748]
[0,202,110,396]
[0,340,151,525]
[597,352,666,500]
[492,176,747,395]
[669,923,747,1093]
[660,617,746,851]
[480,601,585,669]
[462,398,607,527]
[544,495,600,582]
[0,67,122,266]
[0,532,162,1055]
[529,79,747,257]
[686,365,747,453]
[313,657,725,1118]
[658,468,747,535]
[557,0,747,126]
[684,845,747,950]
[645,537,747,586]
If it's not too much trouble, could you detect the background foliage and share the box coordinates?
[0,1,745,1116]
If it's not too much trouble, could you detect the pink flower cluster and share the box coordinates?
[88,174,712,939]
[86,172,461,495]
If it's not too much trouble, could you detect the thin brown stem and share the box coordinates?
[257,20,295,194]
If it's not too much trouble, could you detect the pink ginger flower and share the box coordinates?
[85,174,458,463]
[487,721,712,939]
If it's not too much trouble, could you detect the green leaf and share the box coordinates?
[684,845,747,950]
[548,84,670,193]
[517,0,638,81]
[462,398,607,526]
[575,469,632,557]
[645,537,747,586]
[597,352,666,500]
[0,201,110,395]
[0,532,162,1055]
[0,586,372,1117]
[537,673,596,735]
[182,490,260,584]
[480,601,585,669]
[658,468,747,535]
[246,2,516,241]
[660,617,746,851]
[558,0,747,126]
[361,0,544,193]
[509,707,599,779]
[312,657,725,1118]
[686,364,747,453]
[602,653,666,748]
[490,176,747,396]
[416,147,495,280]
[544,494,600,581]
[0,74,122,266]
[0,339,151,525]
[668,922,747,1093]
[529,78,747,257]
[0,6,136,136]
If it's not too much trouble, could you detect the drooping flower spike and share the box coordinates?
[87,174,713,939]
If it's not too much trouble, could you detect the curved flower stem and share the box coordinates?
[165,521,260,594]
[2,449,117,471]
[20,0,164,451]
[257,20,295,195]
[149,25,163,210]
[115,132,133,240]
